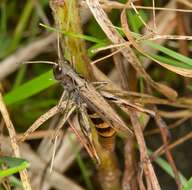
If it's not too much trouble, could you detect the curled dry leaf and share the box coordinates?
[155,63,192,78]
[155,83,178,100]
[121,1,192,80]
[86,0,178,100]
[120,3,178,100]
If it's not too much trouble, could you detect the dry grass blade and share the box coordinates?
[101,89,192,109]
[0,92,32,190]
[133,96,192,109]
[101,91,155,116]
[91,46,126,65]
[86,0,178,100]
[15,130,62,140]
[148,34,192,41]
[120,1,177,100]
[156,132,192,157]
[145,117,189,136]
[128,108,161,190]
[154,112,182,189]
[158,110,192,118]
[121,2,192,78]
[99,0,192,12]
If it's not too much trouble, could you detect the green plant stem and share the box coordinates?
[49,0,93,80]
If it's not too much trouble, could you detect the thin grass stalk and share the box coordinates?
[0,92,32,190]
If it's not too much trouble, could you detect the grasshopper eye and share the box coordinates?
[53,65,63,80]
[63,59,70,65]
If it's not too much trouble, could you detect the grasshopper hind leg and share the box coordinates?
[77,105,100,164]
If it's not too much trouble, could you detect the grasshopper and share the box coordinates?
[20,56,154,161]
[53,59,132,133]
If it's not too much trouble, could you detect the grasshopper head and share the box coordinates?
[53,64,63,81]
[53,59,71,81]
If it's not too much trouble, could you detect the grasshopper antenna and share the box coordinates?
[23,61,58,65]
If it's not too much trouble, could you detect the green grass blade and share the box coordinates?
[155,156,187,185]
[126,10,147,33]
[40,23,105,44]
[150,54,192,69]
[183,177,192,190]
[0,157,30,179]
[148,150,187,186]
[4,70,56,105]
[144,41,192,67]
